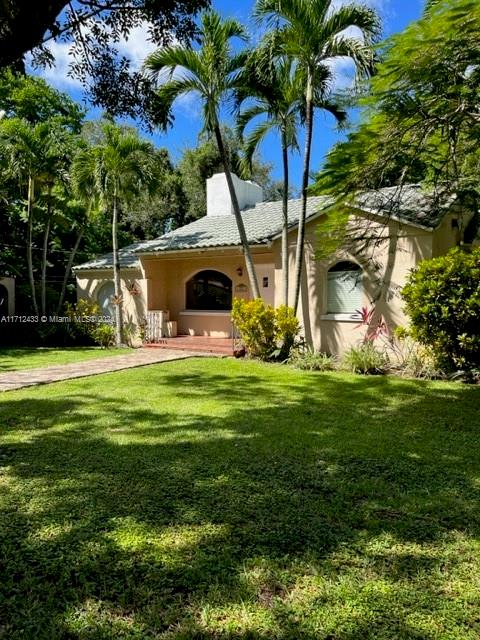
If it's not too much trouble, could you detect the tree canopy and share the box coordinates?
[0,0,210,124]
[314,0,480,224]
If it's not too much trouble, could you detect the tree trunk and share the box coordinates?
[40,187,52,316]
[281,131,289,307]
[56,225,85,315]
[213,122,260,300]
[112,183,123,345]
[292,75,314,314]
[26,174,39,315]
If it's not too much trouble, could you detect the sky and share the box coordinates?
[31,0,425,191]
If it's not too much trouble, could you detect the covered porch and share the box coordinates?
[141,248,276,340]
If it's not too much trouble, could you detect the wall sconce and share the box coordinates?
[236,266,243,277]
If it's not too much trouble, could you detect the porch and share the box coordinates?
[143,335,235,356]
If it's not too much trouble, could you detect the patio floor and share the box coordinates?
[144,336,235,356]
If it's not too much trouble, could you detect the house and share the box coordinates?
[73,173,470,354]
[0,276,15,317]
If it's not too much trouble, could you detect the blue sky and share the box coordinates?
[33,0,425,190]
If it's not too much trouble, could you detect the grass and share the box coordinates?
[0,346,131,371]
[0,358,479,639]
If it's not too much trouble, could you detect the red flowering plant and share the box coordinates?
[354,306,390,344]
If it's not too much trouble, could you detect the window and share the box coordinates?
[97,281,115,318]
[186,270,232,311]
[327,261,363,315]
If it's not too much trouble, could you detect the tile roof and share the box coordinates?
[73,186,453,271]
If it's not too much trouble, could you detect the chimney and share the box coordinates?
[206,172,263,217]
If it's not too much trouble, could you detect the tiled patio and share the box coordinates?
[144,336,235,356]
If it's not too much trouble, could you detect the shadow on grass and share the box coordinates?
[0,363,479,639]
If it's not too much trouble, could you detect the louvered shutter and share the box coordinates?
[327,271,362,314]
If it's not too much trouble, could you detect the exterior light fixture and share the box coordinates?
[236,267,243,277]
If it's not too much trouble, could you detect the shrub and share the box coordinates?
[91,324,116,348]
[274,305,301,360]
[232,298,276,359]
[402,247,480,371]
[231,298,300,360]
[388,329,444,380]
[288,348,337,371]
[342,342,388,375]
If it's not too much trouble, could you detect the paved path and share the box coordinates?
[0,349,211,392]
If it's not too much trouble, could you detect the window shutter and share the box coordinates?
[327,271,362,314]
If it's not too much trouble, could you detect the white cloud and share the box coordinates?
[27,40,82,90]
[28,21,158,91]
[327,57,357,91]
[116,23,158,70]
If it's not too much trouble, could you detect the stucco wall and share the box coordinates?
[75,268,147,343]
[142,249,274,337]
[273,213,434,355]
[75,207,461,352]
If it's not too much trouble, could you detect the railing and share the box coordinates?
[145,310,170,343]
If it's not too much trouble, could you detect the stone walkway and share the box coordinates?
[0,349,212,392]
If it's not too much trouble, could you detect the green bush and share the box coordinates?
[402,247,480,371]
[288,348,337,371]
[274,305,301,360]
[343,342,388,375]
[91,324,116,348]
[231,298,300,360]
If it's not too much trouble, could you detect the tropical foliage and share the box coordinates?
[254,0,380,312]
[146,10,262,298]
[0,0,210,125]
[402,247,480,372]
[72,123,156,344]
[232,298,300,360]
[314,0,480,244]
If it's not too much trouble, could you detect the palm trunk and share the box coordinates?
[40,186,52,316]
[26,174,39,315]
[56,225,85,315]
[281,130,289,307]
[213,122,261,300]
[292,75,314,314]
[112,182,123,345]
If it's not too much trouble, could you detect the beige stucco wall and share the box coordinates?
[272,212,435,355]
[75,207,463,353]
[75,268,148,344]
[142,249,274,337]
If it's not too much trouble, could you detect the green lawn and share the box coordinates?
[0,346,131,371]
[1,358,479,639]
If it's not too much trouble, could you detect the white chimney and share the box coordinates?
[206,172,263,217]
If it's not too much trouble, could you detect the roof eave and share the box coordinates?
[135,242,270,257]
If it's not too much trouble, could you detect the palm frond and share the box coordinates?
[239,119,275,175]
[320,4,381,46]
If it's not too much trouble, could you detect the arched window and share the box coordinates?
[97,281,115,318]
[327,261,363,314]
[186,270,232,311]
[0,284,8,316]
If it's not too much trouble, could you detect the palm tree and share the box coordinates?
[145,10,261,299]
[236,53,346,306]
[38,126,74,316]
[255,0,381,313]
[0,117,67,315]
[73,123,155,345]
[236,55,301,306]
